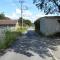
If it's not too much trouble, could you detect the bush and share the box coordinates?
[16,27,27,33]
[0,31,22,49]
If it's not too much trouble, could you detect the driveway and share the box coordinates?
[0,30,60,60]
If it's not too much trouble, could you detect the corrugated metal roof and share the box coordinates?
[35,16,60,23]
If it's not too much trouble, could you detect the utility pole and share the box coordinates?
[13,0,28,29]
[18,0,28,29]
[19,0,24,29]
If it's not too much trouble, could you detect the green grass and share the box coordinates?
[16,27,27,33]
[0,27,27,49]
[0,31,22,49]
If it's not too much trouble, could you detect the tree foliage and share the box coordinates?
[0,13,5,19]
[24,20,32,26]
[33,0,60,14]
[18,17,22,24]
[0,13,11,20]
[18,17,32,26]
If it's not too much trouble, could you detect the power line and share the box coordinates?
[12,0,28,28]
[19,0,28,28]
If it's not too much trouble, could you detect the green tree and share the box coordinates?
[24,20,32,26]
[18,17,24,26]
[0,13,5,19]
[18,17,32,26]
[33,0,60,14]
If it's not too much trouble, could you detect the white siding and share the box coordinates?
[40,18,60,35]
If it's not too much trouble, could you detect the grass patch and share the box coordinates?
[0,27,27,49]
[0,31,22,49]
[16,27,27,33]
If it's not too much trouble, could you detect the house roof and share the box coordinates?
[42,16,60,19]
[36,16,60,21]
[34,16,60,23]
[0,20,17,25]
[38,16,60,20]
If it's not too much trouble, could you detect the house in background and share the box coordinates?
[34,16,60,36]
[0,19,17,31]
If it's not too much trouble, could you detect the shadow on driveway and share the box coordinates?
[6,30,60,59]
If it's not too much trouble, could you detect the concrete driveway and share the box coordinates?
[0,30,60,60]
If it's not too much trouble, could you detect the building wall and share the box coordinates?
[0,25,16,31]
[34,20,40,32]
[40,18,60,35]
[0,28,6,44]
[0,25,16,44]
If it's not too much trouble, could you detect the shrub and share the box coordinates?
[16,27,27,33]
[0,31,22,49]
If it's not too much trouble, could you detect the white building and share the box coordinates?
[35,16,60,35]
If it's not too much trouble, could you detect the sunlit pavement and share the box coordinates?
[0,30,60,60]
[0,51,53,60]
[51,45,60,60]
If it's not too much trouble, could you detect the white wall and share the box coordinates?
[40,18,60,35]
[0,28,5,44]
[0,26,16,44]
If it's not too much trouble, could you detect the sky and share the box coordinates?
[0,0,45,23]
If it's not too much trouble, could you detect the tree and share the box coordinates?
[0,13,5,19]
[33,0,60,14]
[18,17,32,26]
[24,20,32,26]
[18,17,22,23]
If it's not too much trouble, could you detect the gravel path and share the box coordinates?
[0,30,59,60]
